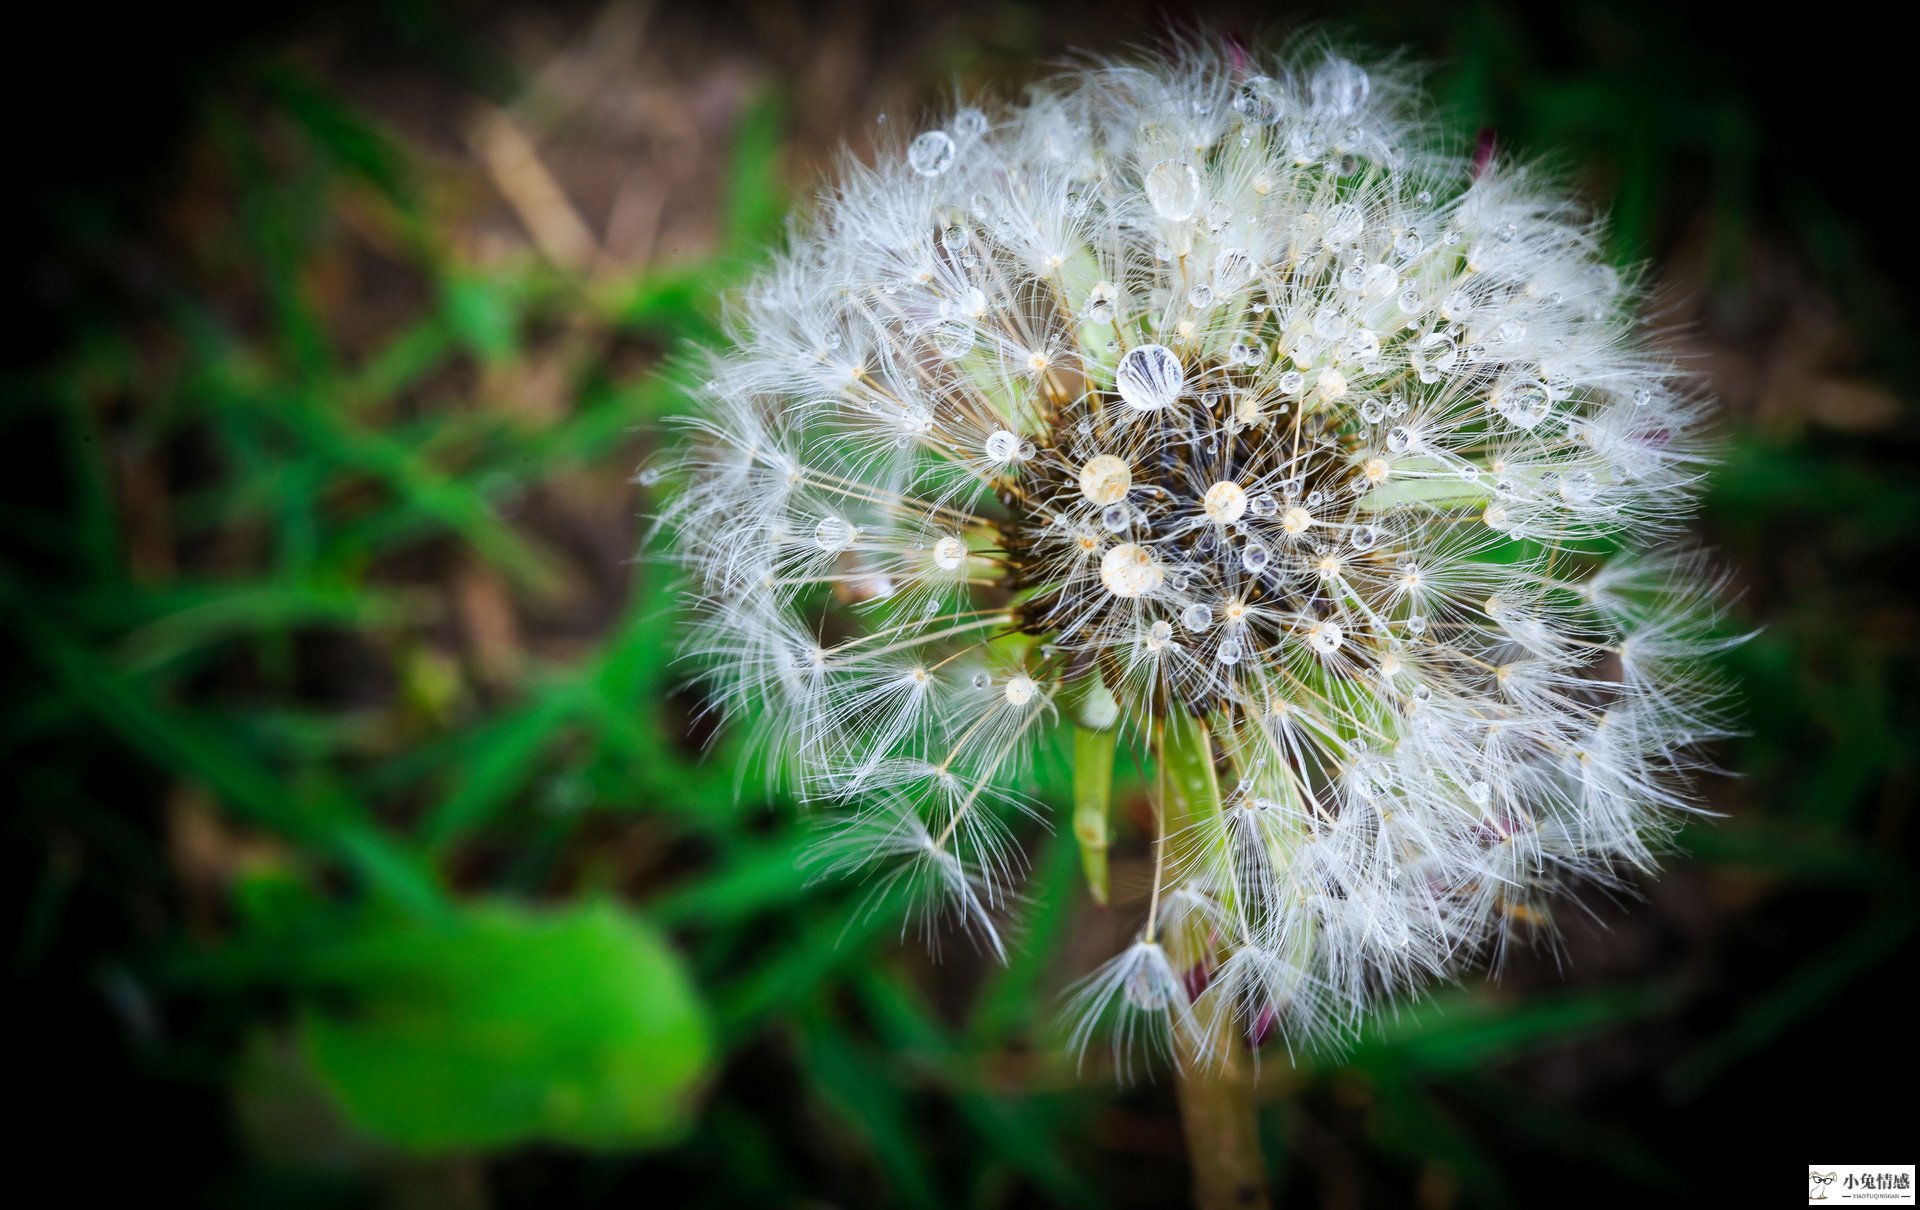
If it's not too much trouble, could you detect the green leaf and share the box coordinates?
[300,900,714,1152]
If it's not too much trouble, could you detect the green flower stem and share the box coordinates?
[1159,710,1272,1210]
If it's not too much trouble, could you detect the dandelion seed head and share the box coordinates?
[662,36,1736,1071]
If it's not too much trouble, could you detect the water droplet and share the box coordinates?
[1467,780,1492,806]
[1101,504,1130,532]
[1216,637,1243,665]
[1250,492,1278,517]
[1115,344,1185,412]
[908,130,955,176]
[1360,400,1384,424]
[1277,370,1305,393]
[983,429,1021,462]
[1241,542,1271,572]
[1386,425,1412,452]
[1308,622,1343,654]
[932,321,975,359]
[1188,284,1215,309]
[1181,603,1213,632]
[1149,619,1174,643]
[933,535,967,569]
[1394,229,1423,258]
[1407,615,1427,635]
[1213,248,1255,293]
[941,224,969,252]
[971,671,993,690]
[1085,281,1117,323]
[1495,378,1552,429]
[1003,675,1037,706]
[1312,305,1348,340]
[813,516,857,552]
[1351,524,1382,550]
[1144,159,1202,222]
[1412,331,1459,384]
[951,108,988,140]
[1233,76,1280,122]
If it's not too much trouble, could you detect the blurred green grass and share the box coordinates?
[6,3,1918,1206]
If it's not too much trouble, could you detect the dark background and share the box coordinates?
[7,1,1915,1205]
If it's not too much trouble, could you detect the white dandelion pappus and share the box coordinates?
[659,39,1735,1071]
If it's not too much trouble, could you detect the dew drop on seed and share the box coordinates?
[1309,621,1344,654]
[1407,615,1428,635]
[1277,370,1305,393]
[932,321,975,359]
[1496,379,1551,429]
[1233,76,1280,122]
[1085,282,1117,323]
[1468,780,1492,807]
[1101,504,1130,532]
[1241,542,1271,572]
[1188,284,1215,309]
[1144,159,1202,222]
[1250,492,1278,516]
[1352,524,1381,550]
[1412,331,1459,384]
[971,672,992,689]
[942,224,969,251]
[1149,619,1174,643]
[951,107,988,140]
[1386,426,1412,452]
[933,536,967,569]
[1216,637,1243,665]
[908,130,955,176]
[1182,603,1213,632]
[1116,344,1185,411]
[1213,248,1255,292]
[984,429,1021,462]
[814,516,856,551]
[1394,230,1423,258]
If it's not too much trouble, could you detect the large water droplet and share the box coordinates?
[908,130,955,176]
[1310,57,1370,116]
[813,516,857,552]
[1085,281,1117,323]
[932,321,975,359]
[1115,344,1185,412]
[1495,379,1552,429]
[1144,160,1202,222]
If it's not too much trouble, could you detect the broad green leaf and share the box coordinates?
[301,901,714,1152]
